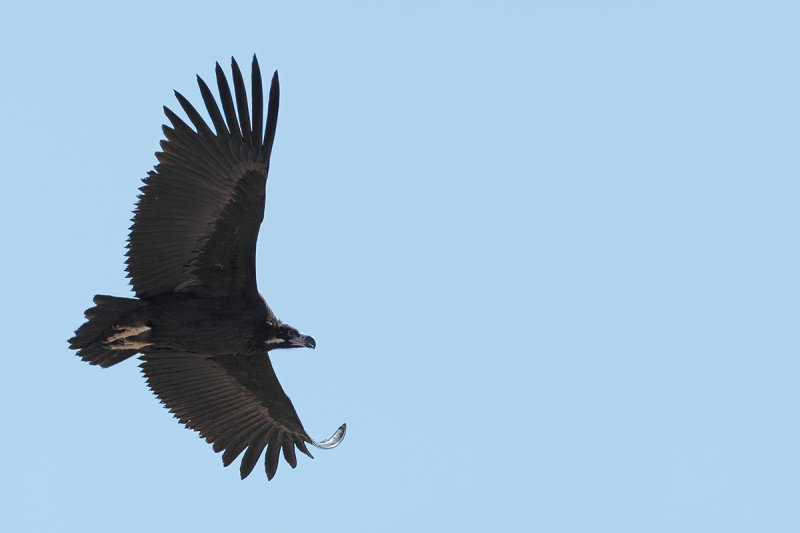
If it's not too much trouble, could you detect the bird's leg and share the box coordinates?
[104,324,152,350]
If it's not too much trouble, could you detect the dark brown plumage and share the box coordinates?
[68,56,345,480]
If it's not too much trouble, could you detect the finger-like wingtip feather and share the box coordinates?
[265,441,281,480]
[264,71,279,157]
[282,441,298,469]
[230,57,252,147]
[163,106,190,131]
[215,62,240,139]
[196,74,228,136]
[239,428,271,479]
[296,439,314,459]
[251,55,263,152]
[174,90,214,137]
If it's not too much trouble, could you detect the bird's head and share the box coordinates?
[265,324,316,351]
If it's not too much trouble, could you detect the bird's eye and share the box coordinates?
[288,329,298,338]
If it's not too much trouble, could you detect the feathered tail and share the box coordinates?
[68,295,147,368]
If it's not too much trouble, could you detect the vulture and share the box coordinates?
[68,56,345,480]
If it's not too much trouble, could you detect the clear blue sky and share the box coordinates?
[1,2,798,532]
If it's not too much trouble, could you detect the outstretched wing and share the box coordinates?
[139,351,346,480]
[127,56,281,298]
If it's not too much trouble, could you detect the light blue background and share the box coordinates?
[1,2,798,532]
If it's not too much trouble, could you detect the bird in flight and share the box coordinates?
[69,56,345,480]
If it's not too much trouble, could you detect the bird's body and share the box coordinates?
[104,293,269,354]
[68,56,345,480]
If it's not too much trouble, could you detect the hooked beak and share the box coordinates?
[303,335,316,349]
[286,331,316,349]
